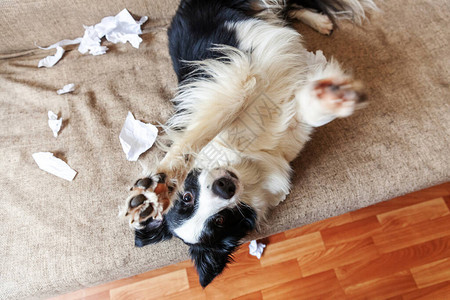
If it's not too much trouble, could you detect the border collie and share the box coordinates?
[120,0,377,287]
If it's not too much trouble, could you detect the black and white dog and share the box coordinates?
[120,0,377,287]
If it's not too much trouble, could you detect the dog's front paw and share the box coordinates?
[313,78,367,117]
[120,173,175,229]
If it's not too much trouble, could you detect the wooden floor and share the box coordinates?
[52,183,450,300]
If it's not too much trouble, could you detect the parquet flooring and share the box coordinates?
[51,182,450,299]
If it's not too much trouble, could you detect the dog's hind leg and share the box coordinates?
[295,53,367,128]
[289,8,334,35]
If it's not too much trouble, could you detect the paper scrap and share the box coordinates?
[57,83,75,95]
[32,152,77,181]
[119,112,158,161]
[48,111,62,138]
[38,46,65,68]
[37,38,83,68]
[37,38,84,51]
[78,25,109,55]
[249,240,266,259]
[38,9,148,67]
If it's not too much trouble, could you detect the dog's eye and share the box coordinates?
[182,192,194,204]
[214,216,224,227]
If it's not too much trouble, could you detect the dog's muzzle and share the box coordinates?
[212,176,236,199]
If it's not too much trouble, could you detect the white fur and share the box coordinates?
[290,9,334,35]
[164,18,356,227]
[125,0,376,232]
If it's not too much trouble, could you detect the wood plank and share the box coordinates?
[402,281,450,300]
[298,238,379,277]
[165,287,207,300]
[444,195,450,209]
[411,258,450,288]
[285,213,353,238]
[204,260,301,299]
[233,291,263,300]
[336,236,450,288]
[261,270,346,300]
[49,260,193,300]
[343,270,417,299]
[372,215,450,253]
[259,232,324,267]
[258,231,287,244]
[321,215,381,247]
[110,269,189,300]
[350,183,450,221]
[377,198,449,229]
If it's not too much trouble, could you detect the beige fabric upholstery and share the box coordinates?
[1,0,449,299]
[0,0,179,54]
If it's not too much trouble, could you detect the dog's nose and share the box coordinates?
[212,177,236,199]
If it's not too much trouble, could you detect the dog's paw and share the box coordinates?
[314,14,333,35]
[121,173,175,229]
[313,78,367,117]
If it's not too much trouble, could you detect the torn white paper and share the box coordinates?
[78,25,109,55]
[48,111,62,138]
[37,38,84,50]
[57,83,75,95]
[37,38,83,68]
[38,9,148,66]
[119,112,158,161]
[38,46,65,68]
[32,152,77,181]
[249,240,266,259]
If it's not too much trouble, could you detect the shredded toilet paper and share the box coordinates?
[32,152,77,181]
[48,111,62,138]
[38,9,148,67]
[57,83,75,95]
[119,112,158,161]
[249,240,266,259]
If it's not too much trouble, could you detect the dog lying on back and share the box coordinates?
[120,0,377,287]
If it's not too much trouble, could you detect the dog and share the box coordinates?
[120,0,377,287]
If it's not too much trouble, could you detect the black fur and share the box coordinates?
[134,168,257,286]
[167,0,335,83]
[134,219,172,247]
[189,202,257,287]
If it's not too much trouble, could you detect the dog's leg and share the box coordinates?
[121,74,257,228]
[296,56,367,127]
[288,9,333,35]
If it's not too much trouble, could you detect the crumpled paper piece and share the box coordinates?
[38,46,65,68]
[37,38,83,68]
[57,83,75,95]
[32,152,77,181]
[119,111,158,161]
[249,240,266,259]
[48,111,62,138]
[38,9,147,67]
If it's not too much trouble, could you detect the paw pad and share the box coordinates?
[120,173,175,229]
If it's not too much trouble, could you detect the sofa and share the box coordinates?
[1,0,449,298]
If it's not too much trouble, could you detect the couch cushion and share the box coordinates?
[0,1,449,299]
[0,0,179,54]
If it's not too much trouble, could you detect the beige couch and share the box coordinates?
[1,0,449,299]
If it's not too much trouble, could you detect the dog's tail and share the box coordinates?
[309,0,379,24]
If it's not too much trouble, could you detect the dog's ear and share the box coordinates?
[189,240,239,287]
[134,219,172,247]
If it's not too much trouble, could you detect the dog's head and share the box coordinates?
[134,168,257,287]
